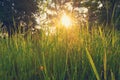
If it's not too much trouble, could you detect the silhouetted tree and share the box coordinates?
[80,0,120,29]
[100,0,120,29]
[0,0,39,36]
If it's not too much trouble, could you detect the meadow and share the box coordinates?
[0,25,120,80]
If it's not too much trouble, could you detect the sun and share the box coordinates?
[61,13,72,28]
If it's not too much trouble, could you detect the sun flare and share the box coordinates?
[61,13,72,28]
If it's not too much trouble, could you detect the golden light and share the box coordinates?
[61,13,72,28]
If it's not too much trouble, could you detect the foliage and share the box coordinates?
[80,0,120,29]
[0,0,39,36]
[36,0,120,30]
[35,0,88,30]
[1,0,120,37]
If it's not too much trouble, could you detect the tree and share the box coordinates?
[80,0,120,29]
[0,0,39,36]
[36,0,120,30]
[100,0,120,29]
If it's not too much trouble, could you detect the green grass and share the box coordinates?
[0,25,120,80]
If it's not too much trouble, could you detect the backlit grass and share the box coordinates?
[0,25,120,80]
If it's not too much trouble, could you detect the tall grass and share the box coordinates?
[0,25,120,80]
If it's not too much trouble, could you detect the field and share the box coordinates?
[0,26,120,80]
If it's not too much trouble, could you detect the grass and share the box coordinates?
[0,25,120,80]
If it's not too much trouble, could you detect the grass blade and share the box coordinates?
[86,48,101,80]
[111,70,115,80]
[104,51,107,80]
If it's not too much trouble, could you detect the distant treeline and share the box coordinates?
[0,0,120,36]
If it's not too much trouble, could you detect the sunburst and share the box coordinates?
[61,13,72,28]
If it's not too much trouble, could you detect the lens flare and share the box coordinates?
[61,13,72,28]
